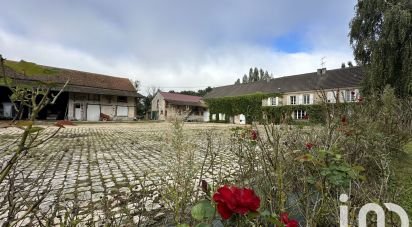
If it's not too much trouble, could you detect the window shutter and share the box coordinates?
[309,94,314,104]
[299,95,303,105]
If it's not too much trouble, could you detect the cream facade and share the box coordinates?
[262,87,360,120]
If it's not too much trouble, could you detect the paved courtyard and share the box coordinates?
[0,122,238,226]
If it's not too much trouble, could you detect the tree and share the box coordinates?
[341,63,346,68]
[259,68,264,80]
[347,61,353,67]
[350,0,412,97]
[248,68,253,82]
[253,67,259,82]
[234,78,241,85]
[264,71,270,80]
[242,74,248,83]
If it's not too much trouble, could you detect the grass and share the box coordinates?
[4,60,60,76]
[393,141,412,216]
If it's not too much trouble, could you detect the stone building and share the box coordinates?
[151,92,208,121]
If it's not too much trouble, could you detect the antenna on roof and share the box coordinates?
[317,57,327,75]
[320,56,326,68]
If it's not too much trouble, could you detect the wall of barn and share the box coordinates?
[67,92,136,121]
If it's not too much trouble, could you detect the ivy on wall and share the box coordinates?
[262,105,326,124]
[262,103,356,124]
[204,93,281,123]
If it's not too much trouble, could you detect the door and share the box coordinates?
[203,110,210,122]
[87,104,100,121]
[239,114,246,125]
[74,103,82,120]
[3,103,12,118]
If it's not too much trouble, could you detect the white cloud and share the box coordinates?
[0,0,357,95]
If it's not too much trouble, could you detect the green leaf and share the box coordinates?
[177,224,190,227]
[247,211,260,219]
[191,200,215,221]
[260,210,271,217]
[196,223,211,227]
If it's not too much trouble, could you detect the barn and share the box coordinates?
[0,60,143,121]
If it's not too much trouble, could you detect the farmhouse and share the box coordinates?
[0,60,143,121]
[151,92,209,121]
[204,66,364,124]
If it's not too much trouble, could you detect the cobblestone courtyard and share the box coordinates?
[0,122,237,226]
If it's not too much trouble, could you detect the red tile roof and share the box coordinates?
[3,60,143,97]
[160,92,205,107]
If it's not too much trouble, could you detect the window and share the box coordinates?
[117,96,128,103]
[294,110,306,120]
[345,90,356,102]
[271,97,277,106]
[290,96,296,105]
[303,94,310,104]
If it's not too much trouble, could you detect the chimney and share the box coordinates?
[317,68,327,75]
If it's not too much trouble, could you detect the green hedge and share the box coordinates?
[262,105,325,124]
[206,93,356,124]
[262,103,357,124]
[205,93,280,123]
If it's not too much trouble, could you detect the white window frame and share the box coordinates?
[290,96,297,105]
[294,110,306,120]
[303,94,310,104]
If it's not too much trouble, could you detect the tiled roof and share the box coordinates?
[204,66,364,99]
[160,92,205,107]
[3,60,143,97]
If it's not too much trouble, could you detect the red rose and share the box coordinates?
[251,129,258,140]
[213,185,260,220]
[305,143,314,150]
[303,114,309,120]
[280,212,298,227]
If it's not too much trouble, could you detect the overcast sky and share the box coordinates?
[0,0,357,94]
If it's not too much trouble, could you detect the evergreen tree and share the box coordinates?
[347,61,353,67]
[242,74,248,83]
[234,78,241,85]
[264,71,270,80]
[253,67,259,82]
[259,68,264,80]
[248,68,254,82]
[341,63,346,68]
[350,0,412,97]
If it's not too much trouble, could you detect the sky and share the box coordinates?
[0,0,357,94]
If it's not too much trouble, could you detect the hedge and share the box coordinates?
[204,93,280,123]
